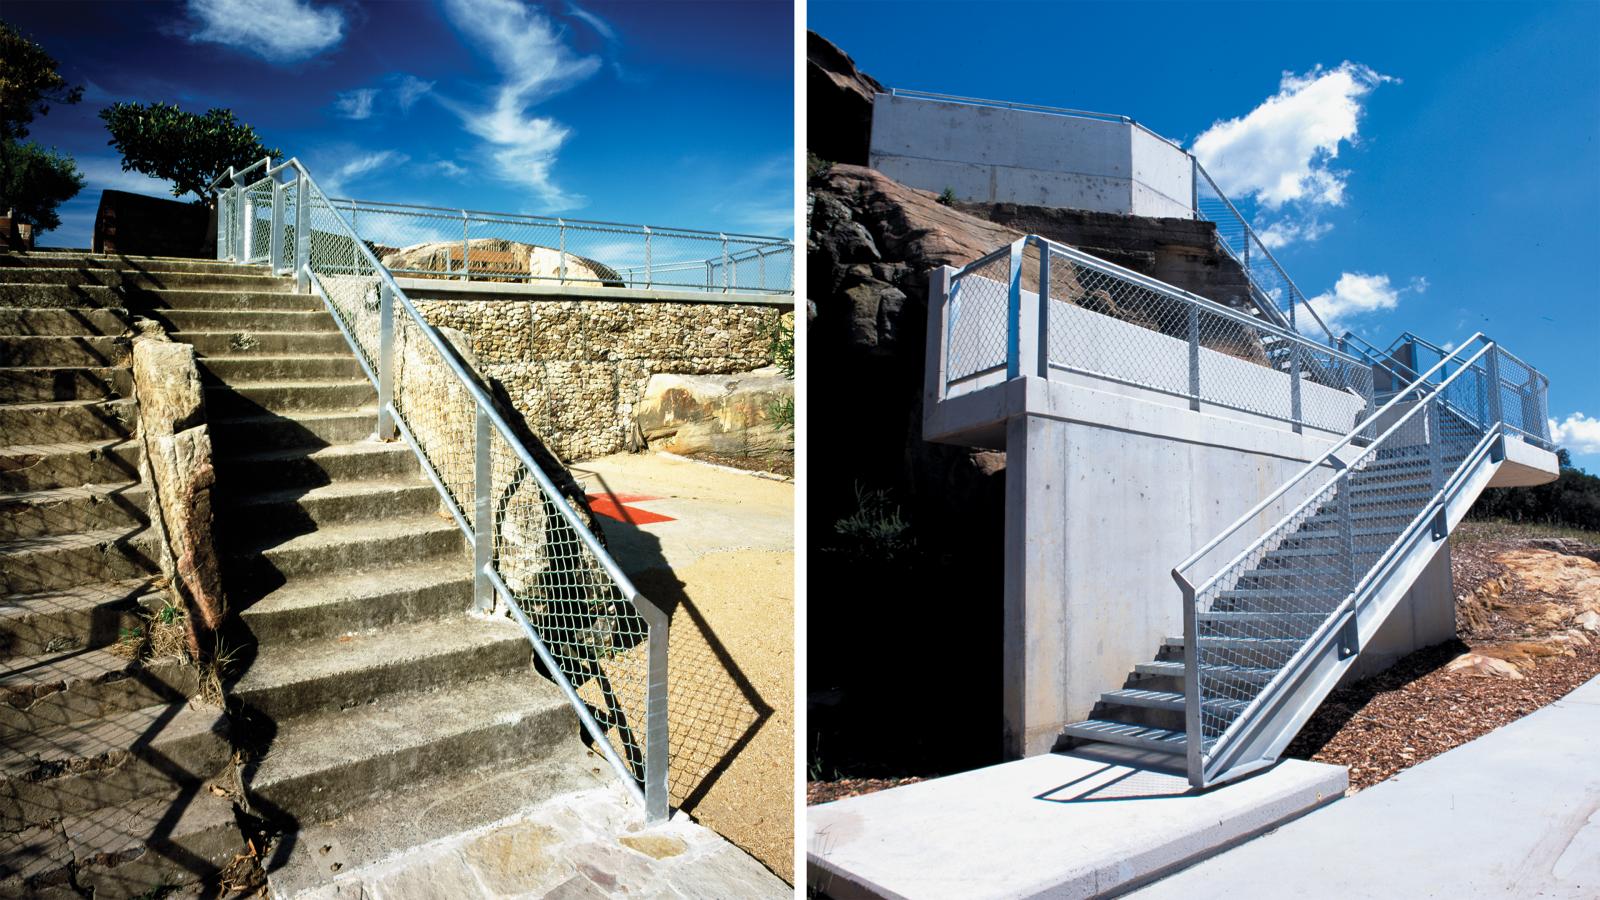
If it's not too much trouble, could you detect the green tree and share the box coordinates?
[0,22,84,140]
[0,140,83,232]
[99,102,281,205]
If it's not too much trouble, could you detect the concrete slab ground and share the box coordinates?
[572,452,795,882]
[1132,674,1600,899]
[288,783,788,899]
[806,748,1347,900]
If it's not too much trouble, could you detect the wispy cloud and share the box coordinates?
[438,0,602,210]
[76,156,177,197]
[396,75,435,112]
[433,160,468,178]
[707,156,794,236]
[334,88,378,120]
[322,150,408,196]
[566,2,616,42]
[1550,413,1600,455]
[1195,62,1394,249]
[1303,271,1425,334]
[187,0,345,63]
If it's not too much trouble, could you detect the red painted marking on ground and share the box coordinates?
[586,493,674,525]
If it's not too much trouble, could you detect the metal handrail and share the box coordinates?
[215,158,671,822]
[328,196,793,244]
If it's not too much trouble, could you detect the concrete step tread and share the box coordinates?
[210,407,377,431]
[0,397,132,414]
[222,477,435,511]
[0,698,224,778]
[249,671,568,788]
[0,524,151,556]
[225,510,457,556]
[0,437,135,458]
[241,558,469,621]
[232,615,524,697]
[217,437,410,465]
[205,377,371,390]
[0,642,159,692]
[0,577,155,623]
[0,481,146,507]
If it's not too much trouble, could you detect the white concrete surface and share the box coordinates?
[1132,675,1600,899]
[869,93,1194,218]
[807,751,1347,900]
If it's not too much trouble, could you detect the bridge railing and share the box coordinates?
[213,158,672,823]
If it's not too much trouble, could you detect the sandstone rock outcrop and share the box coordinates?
[635,366,793,457]
[384,238,624,287]
[807,31,884,167]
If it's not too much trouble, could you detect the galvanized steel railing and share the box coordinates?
[1171,333,1549,786]
[212,159,670,822]
[941,234,1374,435]
[322,197,794,296]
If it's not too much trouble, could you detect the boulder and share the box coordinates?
[1445,652,1524,679]
[382,238,623,287]
[807,31,884,167]
[635,366,793,457]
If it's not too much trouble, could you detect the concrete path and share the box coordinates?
[572,453,795,883]
[1134,674,1600,899]
[807,748,1347,899]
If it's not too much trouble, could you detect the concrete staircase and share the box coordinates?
[144,258,605,895]
[0,253,240,898]
[1,252,607,897]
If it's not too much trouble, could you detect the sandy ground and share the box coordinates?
[572,453,794,883]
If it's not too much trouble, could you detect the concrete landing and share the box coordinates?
[1132,674,1600,899]
[806,749,1347,900]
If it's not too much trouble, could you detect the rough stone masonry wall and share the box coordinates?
[411,297,789,461]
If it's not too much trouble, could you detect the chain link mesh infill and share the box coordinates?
[946,252,1013,382]
[327,200,793,296]
[245,177,273,264]
[1187,349,1493,749]
[282,171,662,794]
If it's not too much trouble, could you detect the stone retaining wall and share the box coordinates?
[410,295,791,461]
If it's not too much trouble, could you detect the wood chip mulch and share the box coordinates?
[1285,528,1600,791]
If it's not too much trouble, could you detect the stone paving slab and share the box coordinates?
[1132,674,1600,899]
[284,783,787,899]
[806,749,1346,900]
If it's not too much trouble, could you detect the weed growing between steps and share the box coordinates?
[111,594,232,709]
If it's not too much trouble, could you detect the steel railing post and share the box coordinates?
[1188,305,1201,410]
[1005,238,1028,380]
[268,174,285,274]
[1176,574,1204,788]
[473,406,493,614]
[558,219,567,284]
[643,226,652,288]
[1338,477,1357,593]
[721,234,730,293]
[643,613,669,823]
[1289,343,1304,433]
[241,188,255,262]
[461,211,470,282]
[232,184,244,261]
[349,204,359,275]
[293,173,310,293]
[1427,401,1445,493]
[1486,344,1503,426]
[376,280,396,440]
[1036,243,1050,377]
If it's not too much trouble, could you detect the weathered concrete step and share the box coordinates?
[209,408,377,453]
[0,438,141,492]
[0,366,131,403]
[260,747,606,898]
[239,559,472,642]
[0,334,130,367]
[0,525,157,594]
[0,397,135,443]
[0,783,240,899]
[0,283,129,310]
[0,645,196,737]
[174,329,350,357]
[0,701,229,831]
[0,251,264,275]
[124,285,323,311]
[214,439,417,489]
[224,513,462,584]
[148,307,334,333]
[0,267,292,292]
[0,306,128,335]
[199,353,363,383]
[204,378,374,415]
[220,478,442,543]
[247,669,575,823]
[0,482,149,540]
[0,577,154,660]
[231,615,530,720]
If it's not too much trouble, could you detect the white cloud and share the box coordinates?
[1257,217,1332,250]
[188,0,345,62]
[396,76,434,112]
[566,2,616,42]
[1193,62,1394,211]
[334,88,378,120]
[1304,271,1407,333]
[439,0,602,210]
[433,160,468,178]
[76,156,177,197]
[1550,413,1600,455]
[322,150,408,196]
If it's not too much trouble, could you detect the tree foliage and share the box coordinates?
[99,102,280,205]
[0,22,83,140]
[0,140,83,231]
[1469,449,1600,531]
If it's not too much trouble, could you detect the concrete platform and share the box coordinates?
[806,749,1347,900]
[1131,674,1600,899]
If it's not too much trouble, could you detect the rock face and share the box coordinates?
[131,332,224,658]
[807,31,884,166]
[635,366,793,457]
[383,238,624,287]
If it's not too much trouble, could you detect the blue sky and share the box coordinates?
[9,0,794,249]
[812,0,1600,471]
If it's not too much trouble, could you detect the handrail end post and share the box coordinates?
[643,598,671,823]
[375,281,397,440]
